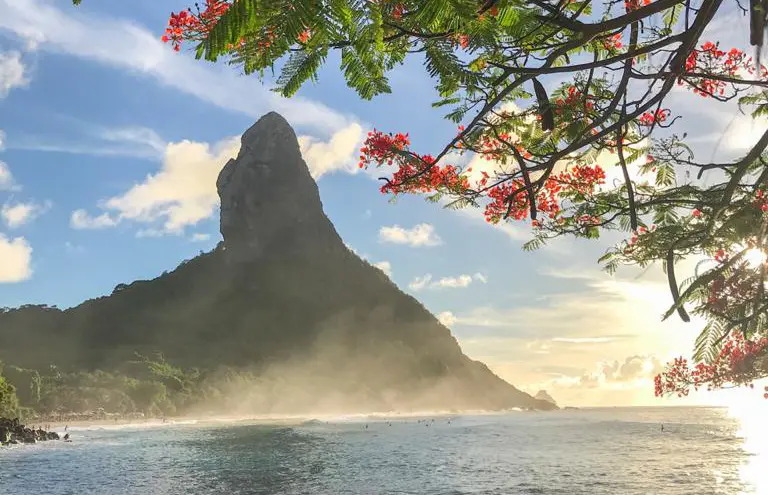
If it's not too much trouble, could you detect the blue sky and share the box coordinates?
[0,0,765,406]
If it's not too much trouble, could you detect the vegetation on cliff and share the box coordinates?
[0,363,20,418]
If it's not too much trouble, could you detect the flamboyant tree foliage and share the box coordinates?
[73,0,768,398]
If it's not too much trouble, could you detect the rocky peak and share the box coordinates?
[535,390,557,406]
[216,112,345,262]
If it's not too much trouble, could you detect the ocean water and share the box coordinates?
[0,407,763,495]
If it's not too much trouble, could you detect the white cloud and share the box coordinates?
[408,274,433,291]
[437,311,457,327]
[551,337,614,344]
[67,123,366,236]
[107,137,240,234]
[70,209,119,229]
[11,125,172,160]
[445,260,709,405]
[437,306,513,328]
[191,233,212,242]
[454,207,531,242]
[7,141,165,159]
[0,161,15,190]
[0,234,32,282]
[1,200,51,228]
[0,0,355,135]
[135,228,171,238]
[542,355,665,391]
[0,129,5,151]
[98,126,165,152]
[431,274,473,289]
[378,223,442,247]
[69,137,239,234]
[408,272,486,291]
[372,260,392,277]
[0,51,28,97]
[298,123,364,179]
[11,124,171,160]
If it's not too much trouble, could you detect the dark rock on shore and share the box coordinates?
[1,417,59,446]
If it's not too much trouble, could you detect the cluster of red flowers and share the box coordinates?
[373,0,407,20]
[623,225,657,254]
[483,164,605,223]
[682,42,767,97]
[358,129,411,168]
[557,163,607,195]
[602,33,623,51]
[161,0,282,53]
[358,130,469,195]
[467,130,532,161]
[544,86,597,133]
[706,255,761,312]
[714,248,728,262]
[574,214,603,226]
[624,0,652,11]
[753,189,768,212]
[485,180,558,222]
[254,27,277,52]
[381,155,470,195]
[654,357,691,397]
[638,109,670,126]
[298,28,312,44]
[391,2,407,20]
[452,34,471,49]
[162,0,231,51]
[553,86,595,117]
[359,128,604,224]
[477,0,500,20]
[655,332,768,397]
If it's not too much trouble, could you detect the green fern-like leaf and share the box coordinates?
[523,236,544,251]
[693,320,729,363]
[340,45,391,99]
[275,48,328,97]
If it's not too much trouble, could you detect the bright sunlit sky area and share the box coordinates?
[0,0,766,407]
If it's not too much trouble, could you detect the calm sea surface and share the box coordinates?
[0,407,764,495]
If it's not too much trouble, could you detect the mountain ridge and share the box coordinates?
[0,112,556,413]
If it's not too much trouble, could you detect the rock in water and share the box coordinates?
[217,113,345,262]
[535,390,558,407]
[0,113,556,413]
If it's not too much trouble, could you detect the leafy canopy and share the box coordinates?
[72,0,768,398]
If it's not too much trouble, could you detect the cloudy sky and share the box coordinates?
[0,0,765,407]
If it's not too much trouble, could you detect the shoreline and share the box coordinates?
[36,407,547,431]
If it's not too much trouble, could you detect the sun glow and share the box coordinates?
[744,248,767,269]
[726,386,768,494]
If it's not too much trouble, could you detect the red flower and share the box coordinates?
[638,109,670,126]
[298,29,311,43]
